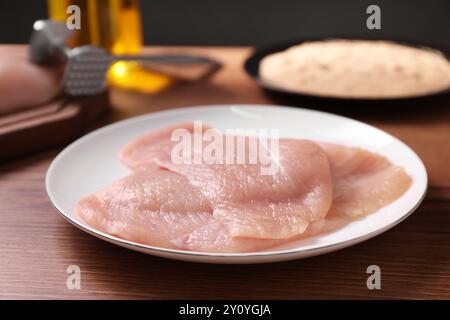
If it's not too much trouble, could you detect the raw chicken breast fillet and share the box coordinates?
[318,142,412,219]
[119,122,210,171]
[293,142,413,239]
[76,169,294,252]
[76,123,412,253]
[76,170,213,249]
[120,125,334,240]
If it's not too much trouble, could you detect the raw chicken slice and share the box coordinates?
[76,168,288,253]
[120,124,334,240]
[318,142,412,218]
[270,143,414,245]
[198,138,334,239]
[119,122,211,171]
[76,170,215,249]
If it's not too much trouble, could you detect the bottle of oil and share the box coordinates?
[47,0,172,93]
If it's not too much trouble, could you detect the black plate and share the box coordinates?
[244,37,450,113]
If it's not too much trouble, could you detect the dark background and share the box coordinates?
[0,0,449,51]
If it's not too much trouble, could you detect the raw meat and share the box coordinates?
[76,170,214,249]
[76,123,412,253]
[318,142,412,218]
[119,122,210,171]
[75,169,289,252]
[121,125,334,240]
[289,142,413,241]
[0,45,62,114]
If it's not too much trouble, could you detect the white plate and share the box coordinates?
[46,104,427,264]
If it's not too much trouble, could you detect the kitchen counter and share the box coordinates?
[1,46,449,299]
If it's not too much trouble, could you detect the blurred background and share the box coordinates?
[0,0,449,51]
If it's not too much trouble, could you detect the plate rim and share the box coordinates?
[46,103,428,260]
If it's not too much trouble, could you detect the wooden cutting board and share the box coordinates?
[0,92,109,162]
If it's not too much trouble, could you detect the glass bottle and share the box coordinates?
[47,0,172,93]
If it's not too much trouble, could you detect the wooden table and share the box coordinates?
[1,47,449,299]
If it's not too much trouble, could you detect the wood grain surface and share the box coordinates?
[0,46,449,299]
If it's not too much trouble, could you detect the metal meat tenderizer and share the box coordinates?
[29,20,221,96]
